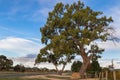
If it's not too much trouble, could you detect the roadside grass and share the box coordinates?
[0,77,50,80]
[0,72,51,80]
[46,75,70,80]
[0,72,49,77]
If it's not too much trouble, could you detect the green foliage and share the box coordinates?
[87,61,101,75]
[35,45,75,72]
[71,61,82,72]
[0,55,13,71]
[40,0,114,60]
[14,64,25,72]
[41,1,113,45]
[35,46,60,65]
[89,44,104,61]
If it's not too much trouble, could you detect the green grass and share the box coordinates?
[0,72,51,80]
[46,75,70,80]
[0,72,48,77]
[0,72,71,80]
[0,78,50,80]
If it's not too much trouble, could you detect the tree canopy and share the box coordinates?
[35,45,75,74]
[0,55,13,71]
[39,0,114,78]
[87,60,101,77]
[14,64,25,72]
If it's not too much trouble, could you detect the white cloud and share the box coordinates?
[12,57,35,67]
[95,5,120,52]
[105,5,120,38]
[0,37,44,57]
[109,7,120,28]
[92,4,120,53]
[11,56,54,68]
[99,58,120,69]
[97,41,120,50]
[30,38,40,42]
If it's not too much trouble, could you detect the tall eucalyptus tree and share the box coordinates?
[40,1,114,78]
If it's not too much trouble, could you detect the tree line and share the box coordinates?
[0,55,101,75]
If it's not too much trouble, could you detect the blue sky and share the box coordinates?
[0,0,120,69]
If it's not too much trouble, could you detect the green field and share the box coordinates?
[0,72,45,77]
[0,72,71,80]
[0,72,49,80]
[0,78,50,80]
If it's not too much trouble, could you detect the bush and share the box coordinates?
[87,61,101,74]
[71,61,82,72]
[14,64,25,72]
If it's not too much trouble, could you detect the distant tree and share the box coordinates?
[0,55,13,71]
[32,67,40,72]
[14,64,25,72]
[71,61,82,72]
[40,0,115,78]
[14,65,19,72]
[25,67,32,72]
[39,67,49,72]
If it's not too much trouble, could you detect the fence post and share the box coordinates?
[98,72,101,80]
[102,72,104,80]
[113,71,116,80]
[105,70,108,80]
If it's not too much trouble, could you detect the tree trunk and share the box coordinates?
[79,59,90,79]
[60,64,66,75]
[62,64,65,72]
[54,64,59,74]
[57,64,66,75]
[72,38,91,78]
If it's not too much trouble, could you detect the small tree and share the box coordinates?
[35,45,75,75]
[71,61,82,72]
[87,60,101,77]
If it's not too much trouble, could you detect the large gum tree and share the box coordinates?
[40,1,115,78]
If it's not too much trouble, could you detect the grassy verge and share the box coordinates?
[46,75,70,80]
[0,77,50,80]
[0,72,49,78]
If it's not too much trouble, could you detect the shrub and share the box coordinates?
[71,61,82,72]
[14,64,25,72]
